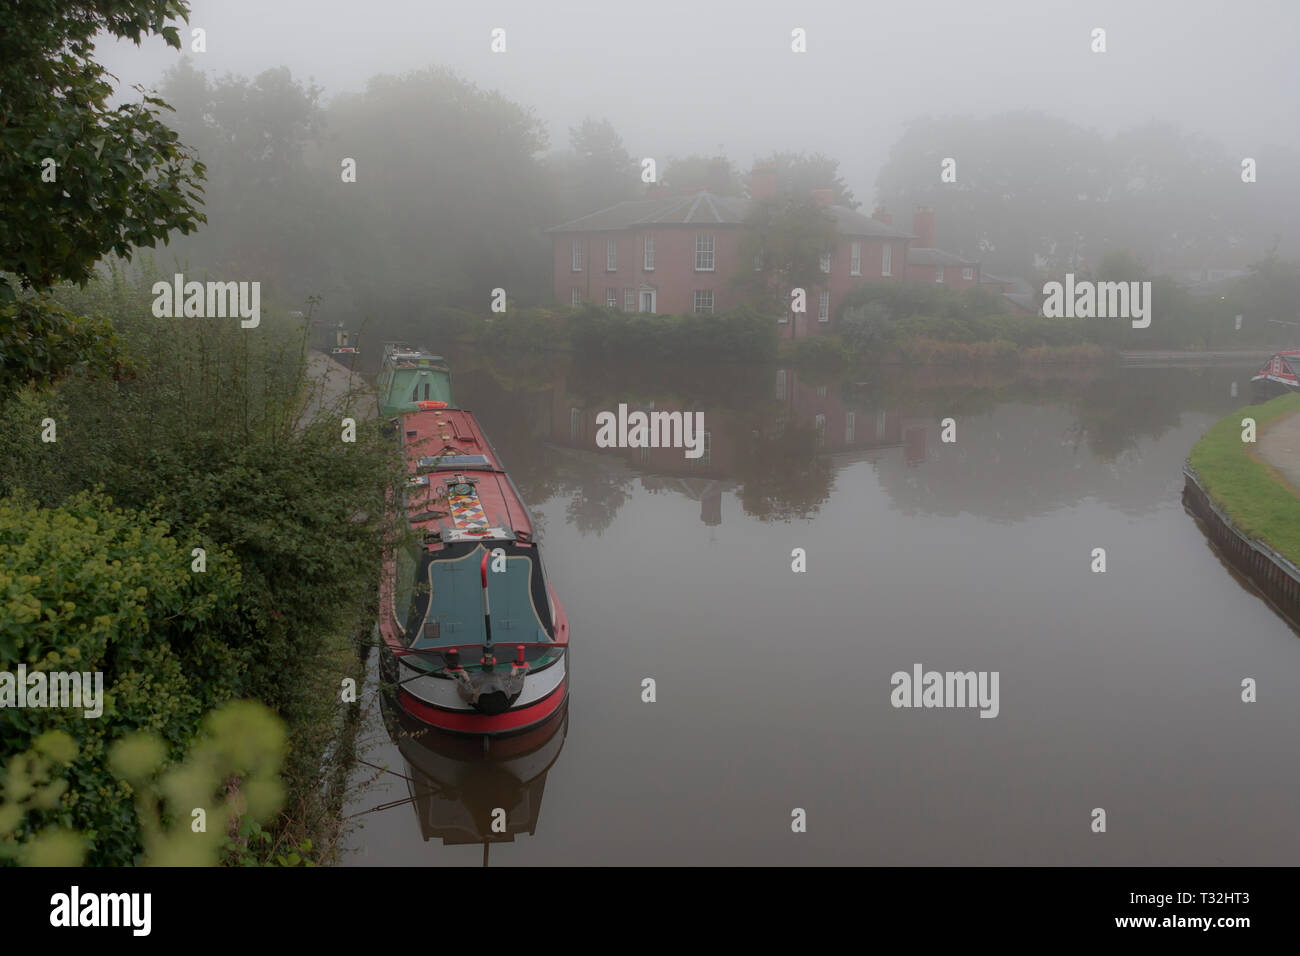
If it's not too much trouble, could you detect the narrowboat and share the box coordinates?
[377,343,455,419]
[1251,350,1300,398]
[378,402,569,737]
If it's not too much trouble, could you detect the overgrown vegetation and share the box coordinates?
[0,270,403,865]
[1188,393,1300,565]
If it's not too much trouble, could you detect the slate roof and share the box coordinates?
[908,247,980,267]
[547,191,915,239]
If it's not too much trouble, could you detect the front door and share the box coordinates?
[639,289,656,314]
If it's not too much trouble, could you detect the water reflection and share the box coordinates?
[447,354,1250,532]
[378,688,568,863]
[337,354,1297,865]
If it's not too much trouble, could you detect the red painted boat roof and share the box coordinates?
[399,407,534,543]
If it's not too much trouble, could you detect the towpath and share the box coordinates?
[1257,409,1300,494]
[297,351,376,428]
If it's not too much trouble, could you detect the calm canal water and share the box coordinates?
[340,357,1300,865]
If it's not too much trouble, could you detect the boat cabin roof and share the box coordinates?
[399,407,535,546]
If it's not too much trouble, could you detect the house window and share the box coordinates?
[624,288,635,311]
[818,290,829,322]
[569,407,580,440]
[607,288,618,307]
[571,288,581,307]
[606,238,617,271]
[935,266,944,284]
[882,243,892,276]
[820,253,831,274]
[693,290,714,314]
[962,267,975,280]
[876,411,887,439]
[775,369,787,400]
[845,411,856,443]
[691,430,712,468]
[851,242,861,275]
[814,414,826,448]
[695,235,714,271]
[816,385,827,397]
[571,240,582,271]
[753,253,763,272]
[644,235,654,270]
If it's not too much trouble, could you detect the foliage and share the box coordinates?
[662,154,744,196]
[2,701,290,867]
[0,490,246,864]
[736,194,839,317]
[0,269,403,864]
[0,1,205,398]
[569,304,779,362]
[754,151,857,207]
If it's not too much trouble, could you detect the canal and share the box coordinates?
[340,356,1300,865]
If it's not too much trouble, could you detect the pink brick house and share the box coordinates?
[547,165,916,337]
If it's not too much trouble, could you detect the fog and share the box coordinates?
[97,0,1300,202]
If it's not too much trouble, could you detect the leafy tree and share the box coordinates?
[756,151,857,207]
[568,117,638,209]
[0,0,205,396]
[736,194,838,331]
[662,154,744,196]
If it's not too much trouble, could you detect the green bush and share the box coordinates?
[0,491,247,865]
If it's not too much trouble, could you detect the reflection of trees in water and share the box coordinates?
[565,470,633,536]
[1070,366,1242,461]
[735,419,834,521]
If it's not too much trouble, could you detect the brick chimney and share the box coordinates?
[811,188,834,206]
[912,207,935,248]
[749,162,777,200]
[872,206,892,225]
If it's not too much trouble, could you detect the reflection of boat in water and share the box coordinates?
[1252,351,1300,398]
[380,686,568,855]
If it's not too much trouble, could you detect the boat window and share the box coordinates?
[411,383,419,402]
[423,383,430,400]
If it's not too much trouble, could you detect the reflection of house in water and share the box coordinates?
[547,368,932,522]
[381,692,568,860]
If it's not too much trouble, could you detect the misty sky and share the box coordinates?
[97,0,1300,205]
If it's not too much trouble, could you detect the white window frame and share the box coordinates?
[820,253,831,274]
[935,266,944,284]
[775,369,787,399]
[644,235,655,271]
[818,290,829,322]
[845,411,856,444]
[606,238,617,271]
[695,234,715,272]
[962,267,975,280]
[882,243,892,277]
[693,289,714,314]
[851,242,861,276]
[571,288,581,307]
[571,240,583,272]
[624,288,635,311]
[606,288,618,307]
